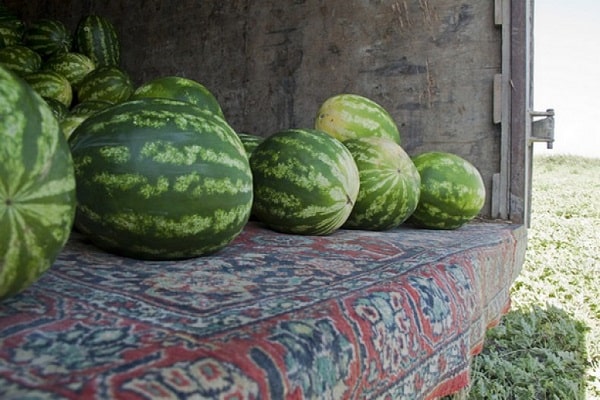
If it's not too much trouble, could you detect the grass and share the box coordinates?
[457,154,600,399]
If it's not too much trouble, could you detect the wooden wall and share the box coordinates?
[5,0,503,218]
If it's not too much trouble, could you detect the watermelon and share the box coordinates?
[68,98,253,260]
[24,70,72,108]
[315,93,401,144]
[77,65,133,104]
[409,151,486,230]
[131,76,225,118]
[250,128,359,235]
[0,45,42,75]
[0,9,24,48]
[343,136,421,230]
[60,99,112,139]
[0,65,76,300]
[43,96,69,121]
[237,132,264,157]
[44,52,96,89]
[74,15,120,67]
[24,19,71,59]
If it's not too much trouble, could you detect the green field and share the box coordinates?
[461,155,600,399]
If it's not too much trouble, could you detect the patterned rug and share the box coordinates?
[0,221,526,399]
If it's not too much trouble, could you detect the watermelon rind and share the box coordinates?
[250,128,360,235]
[409,151,486,230]
[0,65,76,300]
[315,93,401,144]
[68,98,253,260]
[343,136,421,230]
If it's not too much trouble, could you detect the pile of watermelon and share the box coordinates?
[1,5,486,300]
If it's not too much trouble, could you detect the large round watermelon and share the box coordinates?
[343,136,420,230]
[0,65,76,300]
[409,151,486,230]
[130,75,225,118]
[315,93,401,144]
[250,128,359,235]
[68,98,253,260]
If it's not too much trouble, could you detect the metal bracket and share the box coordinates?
[530,109,555,149]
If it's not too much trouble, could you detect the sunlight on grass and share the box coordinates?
[460,155,600,399]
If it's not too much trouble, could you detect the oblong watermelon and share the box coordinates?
[343,136,421,230]
[74,15,120,67]
[250,128,359,235]
[69,98,253,260]
[315,93,401,144]
[409,151,486,229]
[0,65,76,300]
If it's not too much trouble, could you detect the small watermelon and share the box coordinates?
[77,65,133,104]
[409,151,486,230]
[0,45,42,75]
[74,15,120,67]
[24,19,71,59]
[343,136,421,230]
[237,132,264,157]
[315,93,401,144]
[69,98,253,260]
[44,52,96,89]
[24,69,72,108]
[131,75,225,118]
[0,65,76,300]
[250,128,359,235]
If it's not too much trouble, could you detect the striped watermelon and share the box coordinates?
[0,9,24,48]
[68,98,253,260]
[24,19,72,59]
[74,15,120,67]
[237,132,264,157]
[44,52,96,89]
[24,70,72,107]
[60,99,112,139]
[0,65,76,300]
[131,76,225,118]
[0,45,42,75]
[77,65,133,104]
[315,93,401,144]
[250,128,359,235]
[409,151,486,230]
[43,96,69,121]
[343,136,421,230]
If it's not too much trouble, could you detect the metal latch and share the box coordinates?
[530,109,555,149]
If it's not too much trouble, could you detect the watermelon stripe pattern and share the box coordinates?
[315,93,401,144]
[74,15,120,67]
[69,98,253,260]
[24,70,72,107]
[0,66,76,299]
[77,65,133,103]
[343,137,420,230]
[409,152,486,230]
[24,19,71,59]
[0,45,42,75]
[250,129,359,235]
